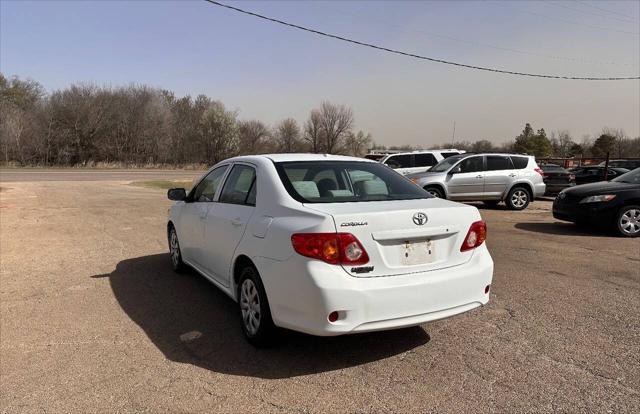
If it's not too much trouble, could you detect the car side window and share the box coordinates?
[414,153,437,167]
[486,156,512,171]
[458,157,484,173]
[385,154,411,169]
[192,166,228,202]
[510,156,528,169]
[219,164,257,206]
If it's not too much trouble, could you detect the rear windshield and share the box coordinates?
[275,161,431,203]
[542,165,565,172]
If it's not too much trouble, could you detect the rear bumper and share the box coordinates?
[255,245,493,336]
[544,182,575,195]
[533,182,547,199]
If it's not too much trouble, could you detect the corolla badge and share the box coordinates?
[412,212,428,225]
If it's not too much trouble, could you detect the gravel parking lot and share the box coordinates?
[1,172,638,413]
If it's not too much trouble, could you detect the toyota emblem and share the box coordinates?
[413,212,428,225]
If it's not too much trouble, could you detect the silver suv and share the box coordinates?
[407,153,546,210]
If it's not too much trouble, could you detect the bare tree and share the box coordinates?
[550,130,574,157]
[238,119,270,154]
[470,140,495,153]
[274,118,304,153]
[303,109,323,153]
[343,130,372,157]
[317,101,353,154]
[197,101,238,164]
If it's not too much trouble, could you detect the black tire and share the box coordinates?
[506,186,531,210]
[483,200,500,208]
[168,225,187,273]
[424,186,444,199]
[237,266,276,347]
[615,205,640,237]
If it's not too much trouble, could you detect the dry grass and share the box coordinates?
[129,180,194,190]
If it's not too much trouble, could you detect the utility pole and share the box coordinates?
[451,121,456,147]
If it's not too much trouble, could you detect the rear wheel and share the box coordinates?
[238,266,276,347]
[506,187,530,210]
[616,205,640,237]
[424,186,444,199]
[168,225,187,273]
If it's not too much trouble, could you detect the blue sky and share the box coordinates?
[1,0,639,146]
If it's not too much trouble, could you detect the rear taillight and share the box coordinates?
[460,220,487,252]
[534,168,545,177]
[291,233,369,265]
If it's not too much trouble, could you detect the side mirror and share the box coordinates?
[450,166,462,174]
[167,188,187,201]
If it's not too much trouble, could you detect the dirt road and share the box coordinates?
[1,177,638,413]
[0,169,203,182]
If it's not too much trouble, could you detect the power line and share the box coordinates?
[578,0,639,21]
[507,5,640,36]
[544,1,638,25]
[334,6,636,67]
[202,1,640,81]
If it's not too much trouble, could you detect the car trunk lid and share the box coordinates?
[304,198,480,277]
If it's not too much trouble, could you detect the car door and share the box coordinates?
[179,165,230,266]
[445,155,485,200]
[202,164,257,287]
[484,155,515,199]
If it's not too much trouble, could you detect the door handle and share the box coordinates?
[509,173,517,177]
[475,175,483,179]
[231,218,243,227]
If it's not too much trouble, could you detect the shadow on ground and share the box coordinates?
[514,221,614,237]
[92,254,430,379]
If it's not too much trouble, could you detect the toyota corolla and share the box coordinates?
[166,154,493,346]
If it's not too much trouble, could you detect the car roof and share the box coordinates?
[384,149,463,157]
[223,153,376,163]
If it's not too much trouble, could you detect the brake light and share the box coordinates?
[534,168,545,177]
[291,233,369,265]
[460,220,487,252]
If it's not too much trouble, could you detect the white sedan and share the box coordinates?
[167,154,493,346]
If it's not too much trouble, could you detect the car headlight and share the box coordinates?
[579,194,616,203]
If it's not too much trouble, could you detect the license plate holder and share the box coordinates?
[401,239,435,266]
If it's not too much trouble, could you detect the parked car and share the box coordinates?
[541,164,575,194]
[569,166,630,185]
[553,168,640,237]
[407,153,546,210]
[597,159,640,170]
[166,154,493,346]
[379,149,464,175]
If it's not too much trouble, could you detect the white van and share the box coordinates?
[380,149,465,175]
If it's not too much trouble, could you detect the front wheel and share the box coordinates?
[424,186,444,199]
[168,225,187,273]
[506,187,530,210]
[238,266,276,347]
[616,205,640,237]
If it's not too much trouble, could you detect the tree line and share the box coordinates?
[417,123,639,159]
[0,74,372,166]
[1,73,638,167]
